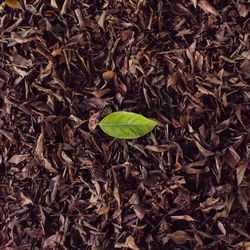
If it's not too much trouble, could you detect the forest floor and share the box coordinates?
[0,0,250,249]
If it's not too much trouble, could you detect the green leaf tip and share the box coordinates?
[98,111,157,139]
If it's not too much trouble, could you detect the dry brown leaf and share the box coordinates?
[198,0,220,16]
[236,3,249,17]
[35,132,44,160]
[50,0,58,9]
[102,70,115,80]
[145,145,170,152]
[216,119,230,133]
[191,0,197,8]
[194,141,214,157]
[88,111,100,132]
[43,233,61,248]
[114,186,121,208]
[98,11,107,29]
[132,205,145,220]
[237,188,248,213]
[170,215,195,222]
[0,129,17,144]
[18,192,33,206]
[44,158,58,174]
[97,206,110,216]
[167,230,193,244]
[8,154,29,164]
[217,221,226,235]
[129,193,140,205]
[125,236,140,250]
[236,161,247,186]
[225,147,241,168]
[5,0,22,9]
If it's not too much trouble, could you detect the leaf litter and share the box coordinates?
[0,0,249,249]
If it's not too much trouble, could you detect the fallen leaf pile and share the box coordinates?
[0,0,249,249]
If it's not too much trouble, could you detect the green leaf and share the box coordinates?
[98,111,157,139]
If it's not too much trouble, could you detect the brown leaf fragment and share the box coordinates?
[97,206,110,216]
[132,205,145,220]
[217,221,226,235]
[194,141,214,157]
[44,158,58,174]
[8,154,29,164]
[75,9,84,28]
[237,188,248,213]
[236,161,247,186]
[18,192,33,206]
[236,3,249,17]
[198,0,220,16]
[129,193,140,205]
[200,197,221,212]
[170,215,195,222]
[125,236,141,250]
[98,11,107,30]
[114,186,121,208]
[0,129,17,144]
[191,0,197,8]
[239,58,250,78]
[145,145,170,152]
[43,233,61,248]
[88,111,100,132]
[167,230,193,244]
[60,0,70,15]
[216,119,230,133]
[50,175,60,204]
[5,0,22,9]
[50,0,59,9]
[35,131,44,160]
[24,227,44,239]
[102,70,115,80]
[225,147,241,168]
